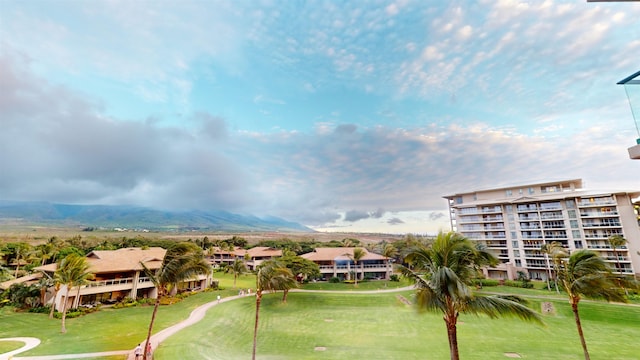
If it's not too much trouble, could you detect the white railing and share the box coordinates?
[87,277,133,288]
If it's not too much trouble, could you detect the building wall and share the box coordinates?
[445,180,640,280]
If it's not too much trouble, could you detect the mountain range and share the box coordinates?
[0,201,312,232]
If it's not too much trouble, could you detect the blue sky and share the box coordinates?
[1,0,639,234]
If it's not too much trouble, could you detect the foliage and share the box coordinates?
[554,249,626,360]
[389,274,400,282]
[3,283,42,309]
[401,231,542,360]
[141,242,211,360]
[279,254,321,280]
[329,276,341,283]
[54,253,94,333]
[474,279,499,287]
[253,259,297,360]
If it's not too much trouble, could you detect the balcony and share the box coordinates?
[578,199,616,207]
[517,205,538,212]
[580,211,619,218]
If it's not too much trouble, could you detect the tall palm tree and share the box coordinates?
[141,242,210,360]
[401,231,542,360]
[555,249,626,360]
[54,254,93,333]
[350,248,366,286]
[252,260,297,360]
[382,243,398,281]
[607,235,627,275]
[541,242,562,293]
[225,258,248,288]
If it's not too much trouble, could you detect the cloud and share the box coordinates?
[429,212,445,221]
[387,218,404,225]
[344,210,370,222]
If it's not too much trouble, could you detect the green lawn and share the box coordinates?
[0,341,22,353]
[155,291,640,360]
[0,272,254,356]
[2,274,639,359]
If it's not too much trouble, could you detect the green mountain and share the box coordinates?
[0,201,312,232]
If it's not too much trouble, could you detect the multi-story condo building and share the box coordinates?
[444,179,640,280]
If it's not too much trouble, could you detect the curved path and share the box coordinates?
[0,338,40,360]
[5,286,415,360]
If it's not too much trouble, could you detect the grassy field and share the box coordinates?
[2,274,639,359]
[155,291,640,360]
[0,272,252,356]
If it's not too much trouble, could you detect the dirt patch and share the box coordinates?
[504,352,521,358]
[324,319,333,322]
[314,347,327,351]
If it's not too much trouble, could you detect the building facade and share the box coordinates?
[444,179,640,280]
[301,247,392,281]
[35,247,212,311]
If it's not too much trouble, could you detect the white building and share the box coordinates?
[444,179,640,280]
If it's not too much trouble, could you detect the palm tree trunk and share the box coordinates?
[544,254,551,291]
[252,290,263,360]
[60,292,68,333]
[282,289,289,303]
[143,295,161,360]
[612,247,628,295]
[75,285,82,308]
[571,299,590,360]
[49,287,59,319]
[354,261,358,287]
[446,317,459,360]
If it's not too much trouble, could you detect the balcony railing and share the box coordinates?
[87,277,134,288]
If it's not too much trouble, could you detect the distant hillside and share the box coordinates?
[0,201,313,232]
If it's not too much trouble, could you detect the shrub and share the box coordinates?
[389,274,400,282]
[329,277,341,283]
[474,279,499,287]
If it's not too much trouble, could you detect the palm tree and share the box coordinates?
[349,248,366,286]
[381,243,398,281]
[225,258,248,288]
[401,231,542,360]
[607,235,627,275]
[141,242,211,360]
[541,242,562,293]
[555,249,626,360]
[252,260,297,360]
[54,254,93,333]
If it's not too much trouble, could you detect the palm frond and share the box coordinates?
[464,295,543,325]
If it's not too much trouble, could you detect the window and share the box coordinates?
[528,187,535,195]
[455,197,462,204]
[572,230,581,239]
[512,240,519,248]
[568,209,576,219]
[513,250,520,257]
[506,205,513,212]
[515,259,522,267]
[506,190,512,196]
[570,220,579,229]
[566,199,575,209]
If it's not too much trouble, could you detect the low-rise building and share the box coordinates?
[208,246,283,270]
[300,247,392,281]
[35,247,212,311]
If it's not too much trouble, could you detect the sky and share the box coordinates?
[1,0,639,235]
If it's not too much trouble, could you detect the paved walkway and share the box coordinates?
[4,286,415,360]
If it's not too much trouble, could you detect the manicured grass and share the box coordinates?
[0,341,22,353]
[0,272,251,356]
[155,291,640,360]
